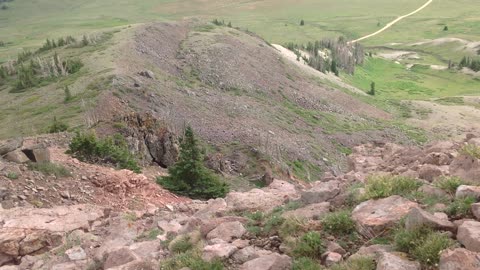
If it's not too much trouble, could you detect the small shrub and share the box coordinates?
[292,257,321,270]
[64,85,73,102]
[157,126,228,199]
[170,235,194,254]
[322,210,355,235]
[300,19,305,26]
[48,117,68,133]
[363,175,421,200]
[330,257,376,270]
[394,227,453,266]
[446,196,475,218]
[64,58,83,74]
[435,176,468,195]
[460,144,480,159]
[264,214,285,235]
[293,231,324,259]
[68,132,141,173]
[412,232,453,266]
[161,250,223,270]
[279,217,305,239]
[136,228,162,241]
[6,172,18,179]
[28,162,71,177]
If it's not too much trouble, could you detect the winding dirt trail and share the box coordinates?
[351,0,434,43]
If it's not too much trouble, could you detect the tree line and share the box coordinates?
[459,56,480,72]
[285,37,365,75]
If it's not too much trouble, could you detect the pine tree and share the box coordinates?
[82,35,89,46]
[331,60,339,76]
[157,126,229,199]
[369,81,376,95]
[443,25,449,31]
[64,85,72,102]
[300,19,305,26]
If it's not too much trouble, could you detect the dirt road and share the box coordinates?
[351,0,434,43]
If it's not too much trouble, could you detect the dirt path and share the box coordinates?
[272,44,367,95]
[351,0,434,43]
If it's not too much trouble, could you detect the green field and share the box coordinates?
[2,0,479,61]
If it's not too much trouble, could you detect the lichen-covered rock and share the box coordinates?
[300,180,341,204]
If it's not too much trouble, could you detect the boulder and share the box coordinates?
[202,242,237,261]
[471,203,480,220]
[300,180,340,204]
[21,144,50,163]
[324,252,342,267]
[0,138,23,156]
[327,241,346,255]
[65,246,87,261]
[405,207,456,233]
[457,221,480,252]
[350,244,393,260]
[281,202,330,220]
[226,180,298,212]
[193,198,228,219]
[0,204,104,261]
[232,246,259,264]
[426,141,455,153]
[455,185,480,200]
[4,150,29,164]
[206,221,246,242]
[450,155,480,184]
[128,240,160,259]
[439,248,480,270]
[418,164,444,182]
[51,262,87,270]
[240,253,292,270]
[352,196,418,238]
[104,247,138,269]
[0,266,19,270]
[419,185,448,198]
[376,252,421,270]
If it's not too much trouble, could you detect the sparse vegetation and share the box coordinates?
[362,175,421,200]
[48,117,68,133]
[321,210,355,235]
[157,126,228,200]
[459,144,480,159]
[330,257,376,270]
[67,132,141,173]
[394,227,453,266]
[28,162,71,177]
[292,257,321,270]
[6,172,18,179]
[435,176,468,195]
[160,250,224,270]
[445,196,475,218]
[170,235,194,254]
[292,231,324,259]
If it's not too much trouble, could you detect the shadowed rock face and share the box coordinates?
[120,112,179,168]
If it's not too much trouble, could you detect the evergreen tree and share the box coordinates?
[157,126,229,199]
[443,25,449,31]
[369,81,376,95]
[82,35,89,46]
[64,85,72,102]
[48,117,68,133]
[331,60,339,76]
[58,37,65,47]
[300,19,305,26]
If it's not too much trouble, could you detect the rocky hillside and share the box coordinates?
[0,20,427,185]
[1,132,480,269]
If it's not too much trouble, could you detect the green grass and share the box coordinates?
[362,175,421,200]
[170,235,194,254]
[435,176,469,195]
[292,257,322,270]
[394,227,454,267]
[321,210,355,236]
[160,250,224,270]
[28,162,71,177]
[446,196,475,218]
[330,257,376,270]
[460,144,480,159]
[292,231,325,259]
[343,57,480,100]
[6,172,18,180]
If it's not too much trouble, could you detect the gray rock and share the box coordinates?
[0,138,23,156]
[281,202,330,220]
[471,203,480,220]
[457,221,480,252]
[376,252,421,270]
[202,242,237,262]
[232,246,259,264]
[4,150,29,164]
[439,248,480,270]
[206,221,246,242]
[300,180,341,204]
[240,253,292,270]
[65,246,87,261]
[104,247,138,269]
[324,252,342,267]
[405,207,456,233]
[21,144,50,163]
[456,185,480,200]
